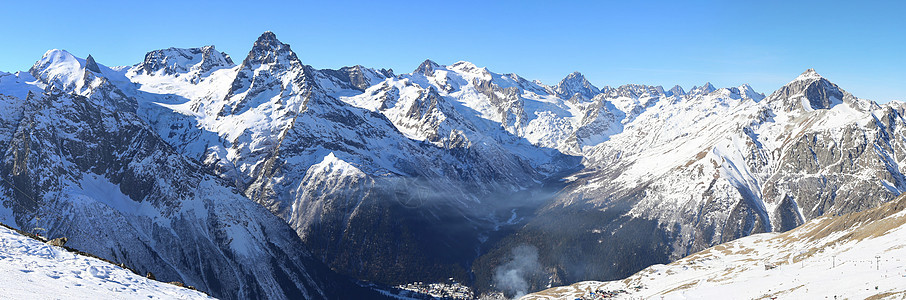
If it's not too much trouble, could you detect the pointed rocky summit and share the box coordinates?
[242,31,301,67]
[766,69,847,111]
[414,59,440,76]
[689,82,716,95]
[555,71,600,100]
[85,54,101,73]
[668,85,685,96]
[254,31,280,49]
[795,68,822,81]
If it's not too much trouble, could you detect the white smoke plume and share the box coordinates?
[493,244,541,299]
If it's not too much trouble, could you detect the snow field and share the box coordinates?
[0,226,211,299]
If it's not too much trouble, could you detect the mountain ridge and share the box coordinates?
[2,31,903,298]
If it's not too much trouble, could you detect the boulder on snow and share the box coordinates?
[46,237,67,247]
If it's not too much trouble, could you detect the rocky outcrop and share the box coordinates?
[553,71,600,101]
[45,237,67,247]
[136,46,234,83]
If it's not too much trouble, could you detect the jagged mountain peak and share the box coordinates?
[250,31,290,53]
[667,85,685,96]
[254,31,280,48]
[767,69,847,112]
[337,64,369,77]
[559,71,589,86]
[555,71,600,100]
[196,45,233,64]
[84,54,101,73]
[688,82,716,95]
[736,83,765,101]
[414,59,440,76]
[564,71,584,79]
[708,83,765,101]
[602,83,663,99]
[222,32,311,111]
[241,31,301,68]
[379,68,394,78]
[794,68,822,81]
[136,46,234,77]
[319,64,392,91]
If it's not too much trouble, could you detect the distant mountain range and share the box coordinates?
[1,31,904,298]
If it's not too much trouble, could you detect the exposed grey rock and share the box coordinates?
[84,55,101,73]
[766,69,847,112]
[137,46,234,84]
[667,85,685,97]
[414,59,440,76]
[46,237,67,247]
[688,82,716,95]
[553,71,600,101]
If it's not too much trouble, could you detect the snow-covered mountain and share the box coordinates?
[0,48,383,299]
[124,32,579,285]
[2,31,904,298]
[524,194,906,299]
[476,68,906,294]
[135,46,234,84]
[335,54,906,293]
[0,224,211,299]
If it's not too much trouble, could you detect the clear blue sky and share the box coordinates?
[1,0,903,102]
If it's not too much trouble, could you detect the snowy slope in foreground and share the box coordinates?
[0,226,210,299]
[525,195,906,299]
